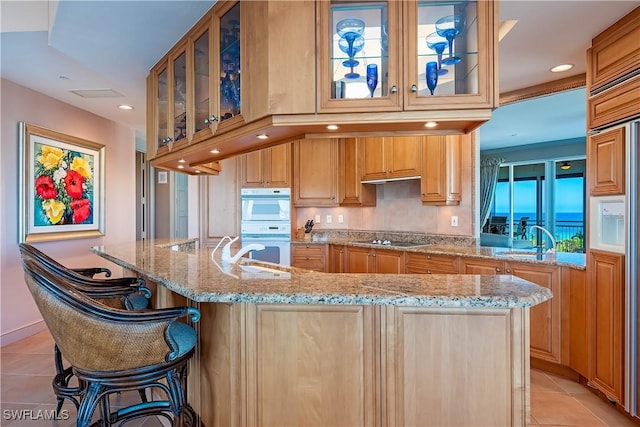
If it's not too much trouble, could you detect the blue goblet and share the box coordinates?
[338,35,365,78]
[426,32,449,76]
[366,64,378,97]
[426,61,438,95]
[435,15,466,65]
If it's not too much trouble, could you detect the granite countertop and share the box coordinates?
[292,236,586,270]
[91,240,552,308]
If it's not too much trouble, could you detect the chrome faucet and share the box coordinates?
[529,225,556,255]
[213,236,265,264]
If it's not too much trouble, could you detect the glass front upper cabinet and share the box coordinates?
[156,65,169,151]
[318,0,401,112]
[218,2,241,125]
[404,0,494,109]
[172,49,187,144]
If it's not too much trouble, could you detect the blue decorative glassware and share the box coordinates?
[435,15,466,65]
[426,32,449,76]
[336,18,366,79]
[366,64,378,97]
[426,61,438,95]
[338,35,365,78]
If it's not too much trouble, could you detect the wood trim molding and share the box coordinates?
[500,73,587,106]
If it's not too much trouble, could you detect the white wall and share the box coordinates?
[0,79,137,345]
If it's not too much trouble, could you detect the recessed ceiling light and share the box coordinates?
[195,170,201,173]
[118,104,134,110]
[551,64,573,73]
[256,134,269,140]
[327,124,339,130]
[210,148,220,154]
[178,159,186,163]
[177,165,185,169]
[424,121,438,128]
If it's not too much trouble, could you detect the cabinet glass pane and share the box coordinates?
[417,1,478,96]
[330,1,388,100]
[157,68,168,149]
[219,3,240,122]
[173,51,187,142]
[194,30,210,133]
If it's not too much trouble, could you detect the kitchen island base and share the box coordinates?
[188,299,530,427]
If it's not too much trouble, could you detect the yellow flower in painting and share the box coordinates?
[38,146,64,170]
[70,156,92,180]
[42,199,66,224]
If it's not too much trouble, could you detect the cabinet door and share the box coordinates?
[590,250,624,403]
[150,62,170,155]
[346,247,373,273]
[460,257,504,274]
[388,136,422,178]
[215,2,243,130]
[241,150,266,187]
[361,137,388,181]
[170,44,189,146]
[339,138,376,206]
[374,249,405,274]
[507,262,562,363]
[421,135,462,205]
[293,139,339,207]
[403,0,497,110]
[564,267,589,378]
[191,19,218,143]
[316,1,401,113]
[589,127,625,195]
[291,244,327,272]
[244,304,377,427]
[266,144,291,188]
[330,245,347,273]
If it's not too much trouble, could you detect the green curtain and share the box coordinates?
[479,157,505,230]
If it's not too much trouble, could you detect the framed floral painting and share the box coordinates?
[19,122,105,243]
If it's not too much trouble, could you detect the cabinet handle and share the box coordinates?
[411,84,418,93]
[427,270,432,274]
[204,115,218,124]
[390,85,398,94]
[163,137,173,143]
[506,269,511,273]
[427,255,431,260]
[496,267,501,273]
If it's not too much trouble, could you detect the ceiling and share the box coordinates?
[1,0,639,150]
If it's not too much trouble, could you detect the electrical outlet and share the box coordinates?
[451,216,458,227]
[315,214,321,224]
[326,215,332,224]
[338,214,344,224]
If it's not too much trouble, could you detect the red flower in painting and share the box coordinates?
[70,199,91,223]
[35,175,58,199]
[64,170,84,199]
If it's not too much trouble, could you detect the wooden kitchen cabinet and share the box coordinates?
[590,250,625,403]
[507,261,562,364]
[361,136,422,182]
[244,304,377,427]
[421,135,463,206]
[459,257,504,274]
[316,0,497,114]
[564,267,589,378]
[587,6,640,92]
[241,144,291,188]
[293,139,339,207]
[329,244,347,273]
[346,246,404,274]
[291,244,327,272]
[339,138,376,206]
[405,252,459,274]
[588,126,625,195]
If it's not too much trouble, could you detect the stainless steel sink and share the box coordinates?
[495,250,544,260]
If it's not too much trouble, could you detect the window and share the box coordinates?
[487,158,585,253]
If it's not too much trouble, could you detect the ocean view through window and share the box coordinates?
[488,158,586,253]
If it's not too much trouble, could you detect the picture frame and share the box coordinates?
[19,122,106,243]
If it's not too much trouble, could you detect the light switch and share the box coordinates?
[451,216,458,227]
[338,214,344,223]
[326,215,332,224]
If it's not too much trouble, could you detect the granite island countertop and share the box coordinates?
[91,240,552,308]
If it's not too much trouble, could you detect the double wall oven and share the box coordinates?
[240,188,291,266]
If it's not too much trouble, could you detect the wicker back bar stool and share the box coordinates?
[21,258,200,427]
[18,243,152,414]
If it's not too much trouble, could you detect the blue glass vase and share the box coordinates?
[426,61,438,95]
[366,64,378,98]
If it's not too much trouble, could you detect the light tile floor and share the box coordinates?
[2,329,638,426]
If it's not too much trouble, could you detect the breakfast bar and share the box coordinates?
[92,240,552,427]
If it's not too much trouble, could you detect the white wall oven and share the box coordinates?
[240,188,291,266]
